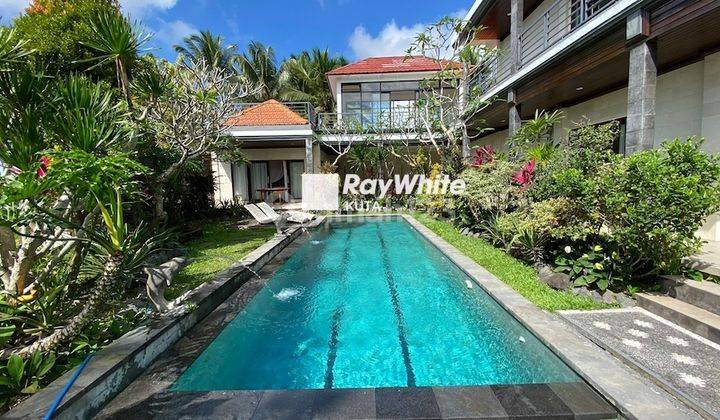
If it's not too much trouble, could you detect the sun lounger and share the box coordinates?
[256,202,314,224]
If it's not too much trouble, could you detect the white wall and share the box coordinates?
[211,153,234,205]
[470,128,509,152]
[655,61,704,148]
[701,53,720,154]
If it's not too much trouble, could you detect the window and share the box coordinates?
[571,0,615,29]
[341,81,424,128]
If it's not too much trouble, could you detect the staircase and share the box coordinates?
[637,276,720,344]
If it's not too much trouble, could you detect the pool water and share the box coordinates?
[173,217,580,391]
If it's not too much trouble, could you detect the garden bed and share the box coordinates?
[5,221,293,419]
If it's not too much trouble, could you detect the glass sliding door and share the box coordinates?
[289,161,304,199]
[250,162,269,201]
[231,163,249,202]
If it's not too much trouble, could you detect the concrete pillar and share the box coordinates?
[510,0,524,72]
[508,89,522,136]
[625,10,656,154]
[305,137,315,174]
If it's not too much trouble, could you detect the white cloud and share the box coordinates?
[153,19,197,48]
[348,20,424,59]
[0,0,29,21]
[119,0,178,18]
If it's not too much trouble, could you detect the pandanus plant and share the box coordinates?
[13,190,128,356]
[80,11,150,112]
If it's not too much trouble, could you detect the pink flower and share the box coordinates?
[512,160,536,190]
[472,145,494,167]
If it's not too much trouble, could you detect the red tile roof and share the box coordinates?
[226,100,308,127]
[326,56,456,76]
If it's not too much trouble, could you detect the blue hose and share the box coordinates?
[43,353,94,420]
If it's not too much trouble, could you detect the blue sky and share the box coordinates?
[1,0,470,62]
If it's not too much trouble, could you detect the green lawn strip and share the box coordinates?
[413,213,612,311]
[166,220,276,300]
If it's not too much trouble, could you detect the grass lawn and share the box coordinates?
[413,213,612,311]
[166,219,276,300]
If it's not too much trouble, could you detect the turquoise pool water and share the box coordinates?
[173,217,580,391]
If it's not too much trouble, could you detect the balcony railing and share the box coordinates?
[234,101,317,126]
[318,110,421,133]
[470,0,618,93]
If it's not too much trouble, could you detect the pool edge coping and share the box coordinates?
[5,220,318,420]
[400,214,701,420]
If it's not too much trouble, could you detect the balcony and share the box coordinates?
[317,109,421,133]
[470,0,618,93]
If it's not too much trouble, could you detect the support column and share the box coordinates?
[305,137,314,174]
[510,0,524,72]
[508,89,522,137]
[625,10,655,154]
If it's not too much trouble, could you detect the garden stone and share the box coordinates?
[616,294,637,308]
[590,290,603,302]
[601,290,618,304]
[472,232,481,238]
[536,264,572,290]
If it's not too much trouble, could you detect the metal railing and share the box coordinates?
[318,109,421,133]
[469,52,513,94]
[470,0,618,93]
[234,101,317,126]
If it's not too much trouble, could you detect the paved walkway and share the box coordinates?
[561,308,720,418]
[687,240,720,277]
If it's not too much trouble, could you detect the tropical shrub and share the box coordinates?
[596,138,720,278]
[459,159,523,222]
[554,245,619,291]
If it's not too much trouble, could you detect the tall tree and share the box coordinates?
[279,48,347,112]
[13,0,120,77]
[174,30,237,72]
[237,41,279,102]
[81,10,149,111]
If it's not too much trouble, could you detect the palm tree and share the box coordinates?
[279,48,347,112]
[81,11,150,111]
[237,41,279,102]
[174,30,237,72]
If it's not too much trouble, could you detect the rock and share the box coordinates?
[590,290,603,302]
[616,293,637,308]
[536,264,572,290]
[601,290,618,304]
[472,232,481,238]
[460,227,470,235]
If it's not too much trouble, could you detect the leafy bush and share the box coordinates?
[554,245,619,291]
[0,351,55,406]
[13,0,119,78]
[459,159,523,221]
[596,138,720,277]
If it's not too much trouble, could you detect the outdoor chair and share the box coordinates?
[256,202,314,224]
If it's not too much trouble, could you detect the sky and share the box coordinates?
[0,0,470,62]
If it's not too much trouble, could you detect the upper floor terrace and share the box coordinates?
[465,0,637,97]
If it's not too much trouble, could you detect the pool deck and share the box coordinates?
[97,215,699,419]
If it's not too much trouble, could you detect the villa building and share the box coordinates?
[212,56,447,205]
[461,0,720,240]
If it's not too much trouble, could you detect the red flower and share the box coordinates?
[512,160,536,191]
[472,145,494,167]
[37,156,50,178]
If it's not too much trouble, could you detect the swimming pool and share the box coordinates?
[173,217,581,391]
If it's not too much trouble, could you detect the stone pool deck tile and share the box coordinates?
[560,307,720,419]
[432,386,507,419]
[375,387,441,419]
[491,384,573,419]
[311,388,376,420]
[402,215,701,420]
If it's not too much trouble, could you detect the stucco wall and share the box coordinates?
[471,128,509,152]
[553,53,720,154]
[242,147,306,161]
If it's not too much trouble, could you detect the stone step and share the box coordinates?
[662,276,720,316]
[637,293,720,344]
